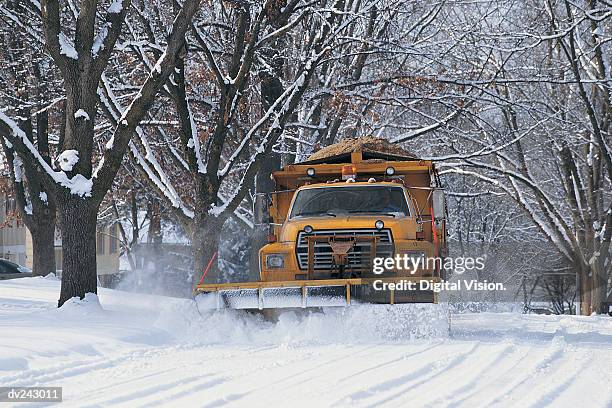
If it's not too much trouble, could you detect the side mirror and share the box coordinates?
[432,189,445,221]
[253,193,271,226]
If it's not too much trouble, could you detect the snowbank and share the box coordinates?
[58,292,103,315]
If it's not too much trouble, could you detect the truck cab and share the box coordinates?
[256,147,447,283]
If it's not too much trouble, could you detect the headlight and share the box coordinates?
[306,167,316,177]
[304,225,313,234]
[385,166,395,176]
[375,220,384,230]
[265,254,285,269]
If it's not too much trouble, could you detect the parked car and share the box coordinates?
[0,259,32,280]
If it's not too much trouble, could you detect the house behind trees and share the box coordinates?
[0,187,120,283]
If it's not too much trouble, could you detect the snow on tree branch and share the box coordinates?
[0,112,92,196]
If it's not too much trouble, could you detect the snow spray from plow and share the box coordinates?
[193,278,452,339]
[178,299,450,343]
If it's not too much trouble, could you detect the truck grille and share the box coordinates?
[296,229,393,270]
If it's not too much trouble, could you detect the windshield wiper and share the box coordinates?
[295,211,337,217]
[348,210,397,217]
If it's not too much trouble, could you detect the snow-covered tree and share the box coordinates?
[433,0,611,314]
[97,0,378,283]
[0,0,59,276]
[0,0,203,305]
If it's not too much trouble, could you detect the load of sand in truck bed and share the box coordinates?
[304,136,418,164]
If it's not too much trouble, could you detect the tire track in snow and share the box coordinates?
[237,345,399,405]
[66,365,193,405]
[76,345,312,408]
[445,344,534,408]
[269,346,375,386]
[0,342,274,387]
[79,374,230,408]
[134,376,231,408]
[78,375,205,407]
[337,342,446,383]
[172,345,375,406]
[321,343,449,404]
[0,352,148,387]
[420,343,517,408]
[70,345,285,406]
[61,348,243,407]
[0,342,200,385]
[365,346,482,407]
[517,349,597,408]
[482,341,568,407]
[195,345,446,407]
[333,343,480,407]
[147,345,350,407]
[200,392,251,408]
[368,343,513,407]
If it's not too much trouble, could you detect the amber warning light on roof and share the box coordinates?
[341,164,357,180]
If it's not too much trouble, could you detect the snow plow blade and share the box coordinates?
[194,277,438,310]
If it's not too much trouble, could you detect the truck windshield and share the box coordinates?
[290,186,410,218]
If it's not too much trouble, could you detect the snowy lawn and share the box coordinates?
[0,277,611,407]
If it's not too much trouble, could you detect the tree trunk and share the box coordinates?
[578,263,607,315]
[30,217,56,277]
[591,261,607,314]
[57,198,98,307]
[580,267,592,315]
[193,219,222,286]
[145,199,164,277]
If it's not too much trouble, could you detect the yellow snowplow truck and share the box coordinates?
[195,138,447,310]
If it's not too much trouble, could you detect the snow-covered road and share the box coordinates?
[1,277,611,407]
